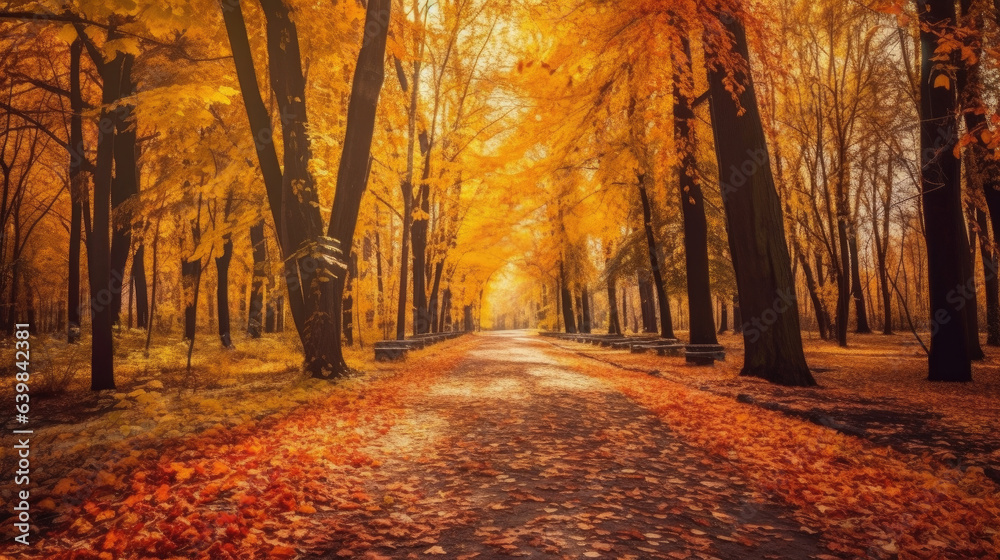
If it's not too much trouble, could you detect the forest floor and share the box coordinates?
[1,331,999,559]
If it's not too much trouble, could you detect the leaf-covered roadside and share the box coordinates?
[0,339,474,560]
[565,354,1000,559]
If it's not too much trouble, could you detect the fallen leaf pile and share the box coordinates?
[564,348,1000,558]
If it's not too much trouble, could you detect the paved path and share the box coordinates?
[323,332,828,559]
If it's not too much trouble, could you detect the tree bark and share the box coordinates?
[87,45,125,391]
[110,54,139,327]
[67,37,84,344]
[848,233,871,333]
[638,272,657,333]
[607,275,621,335]
[718,300,728,333]
[216,237,234,347]
[674,35,717,345]
[706,11,814,385]
[559,262,577,333]
[133,244,148,328]
[637,178,675,338]
[411,133,432,335]
[976,208,1000,345]
[248,221,266,337]
[918,0,972,381]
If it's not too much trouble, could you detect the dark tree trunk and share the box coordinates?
[706,11,814,385]
[963,217,985,360]
[918,0,972,381]
[67,38,84,344]
[718,300,728,333]
[440,287,452,332]
[322,0,391,372]
[849,233,871,333]
[396,198,411,340]
[580,284,592,333]
[674,35,717,345]
[248,221,266,338]
[622,285,630,333]
[637,179,675,338]
[411,134,432,335]
[224,0,390,378]
[607,276,621,335]
[132,244,148,329]
[638,273,657,333]
[110,54,139,327]
[182,256,202,342]
[976,208,1000,345]
[560,263,577,333]
[275,296,284,332]
[216,237,234,347]
[464,305,474,332]
[428,260,444,333]
[87,45,125,391]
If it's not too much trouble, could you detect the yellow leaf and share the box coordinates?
[933,74,950,90]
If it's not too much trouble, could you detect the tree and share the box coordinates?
[705,9,815,386]
[223,0,391,377]
[917,0,972,382]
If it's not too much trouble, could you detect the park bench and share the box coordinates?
[684,344,726,366]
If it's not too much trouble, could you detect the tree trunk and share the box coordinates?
[637,179,675,338]
[849,233,871,333]
[428,260,444,333]
[132,244,148,329]
[182,256,202,342]
[732,294,743,334]
[248,221,266,338]
[918,0,972,381]
[706,11,814,386]
[67,37,84,344]
[87,45,125,391]
[674,35,717,345]
[580,284,592,333]
[976,208,1000,345]
[411,134,432,335]
[607,276,621,335]
[560,262,577,333]
[110,54,139,327]
[224,0,390,378]
[638,273,657,333]
[718,300,728,333]
[963,216,984,360]
[216,237,233,347]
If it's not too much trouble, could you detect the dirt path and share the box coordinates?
[322,333,830,559]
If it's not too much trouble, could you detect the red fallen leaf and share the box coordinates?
[271,545,297,557]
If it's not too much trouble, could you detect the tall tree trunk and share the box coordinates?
[67,37,84,344]
[849,233,871,333]
[248,221,266,338]
[580,284,592,333]
[638,272,657,333]
[428,260,444,333]
[322,0,390,372]
[963,216,985,360]
[718,300,728,333]
[132,244,148,329]
[110,53,139,327]
[224,0,390,378]
[706,11,814,386]
[87,45,125,391]
[637,178,675,338]
[411,133,432,335]
[976,208,1000,345]
[674,34,717,345]
[918,0,972,381]
[560,262,577,333]
[607,276,621,335]
[216,237,233,347]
